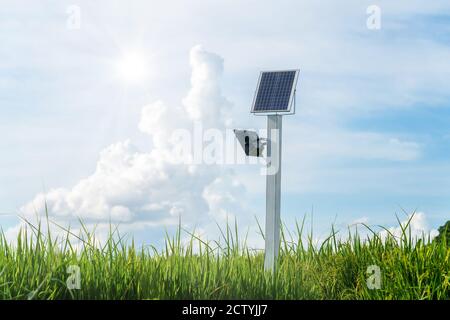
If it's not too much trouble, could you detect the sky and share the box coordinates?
[1,0,449,248]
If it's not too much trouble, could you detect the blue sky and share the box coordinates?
[1,0,449,247]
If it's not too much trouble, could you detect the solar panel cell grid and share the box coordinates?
[252,70,298,113]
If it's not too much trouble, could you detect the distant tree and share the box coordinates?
[434,220,450,245]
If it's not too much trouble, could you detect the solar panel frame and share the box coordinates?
[251,69,300,114]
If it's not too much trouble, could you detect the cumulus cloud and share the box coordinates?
[306,212,439,249]
[345,212,439,244]
[379,212,439,241]
[10,46,246,245]
[349,217,370,226]
[183,46,233,127]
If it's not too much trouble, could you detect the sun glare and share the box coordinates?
[115,50,149,85]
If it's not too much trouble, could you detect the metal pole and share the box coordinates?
[264,115,282,272]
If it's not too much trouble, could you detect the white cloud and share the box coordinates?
[341,212,440,244]
[10,46,246,245]
[183,45,233,127]
[291,212,439,249]
[379,212,439,241]
[349,217,370,226]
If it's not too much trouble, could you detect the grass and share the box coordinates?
[0,214,448,300]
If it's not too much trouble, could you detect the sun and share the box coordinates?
[115,50,149,85]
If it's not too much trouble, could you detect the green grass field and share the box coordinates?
[0,215,448,300]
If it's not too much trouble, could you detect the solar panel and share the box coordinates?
[251,70,299,113]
